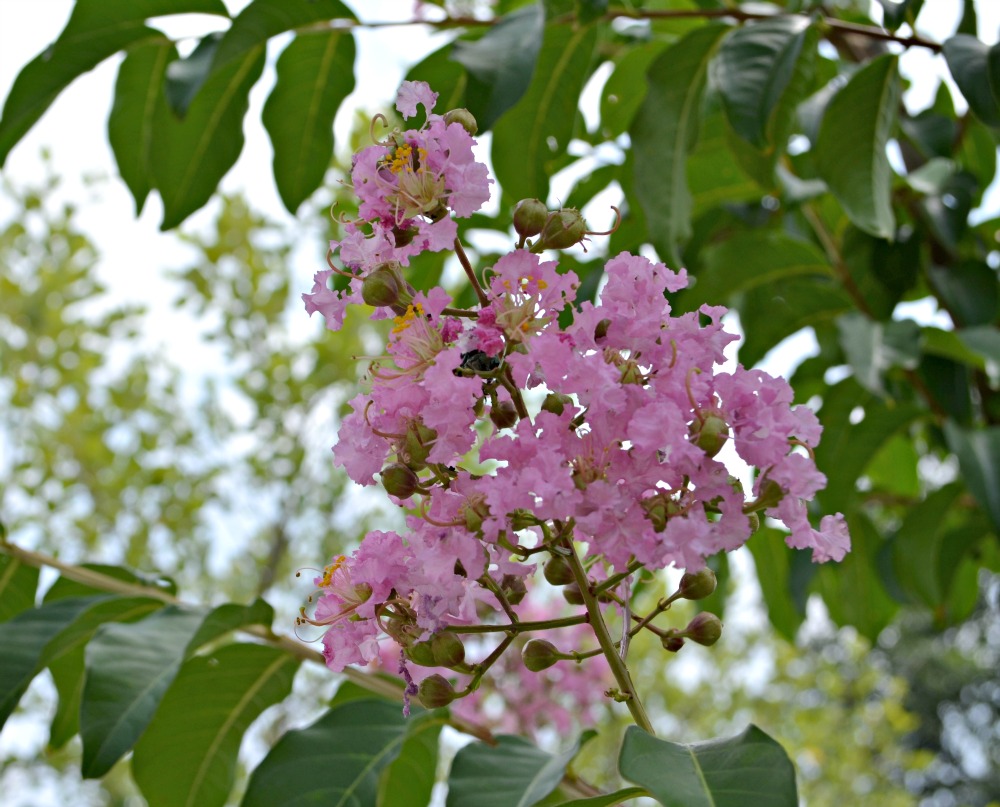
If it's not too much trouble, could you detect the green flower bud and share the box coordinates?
[562,583,585,605]
[678,568,717,601]
[509,509,538,530]
[418,674,456,708]
[489,399,519,429]
[362,262,406,308]
[444,108,478,135]
[661,635,685,653]
[543,555,576,586]
[685,612,723,646]
[461,496,490,533]
[594,318,611,342]
[747,511,761,533]
[403,422,437,469]
[536,208,587,250]
[500,573,527,605]
[391,223,420,248]
[431,632,466,668]
[513,198,548,238]
[522,638,560,672]
[380,462,420,498]
[690,413,729,457]
[541,392,573,416]
[751,479,784,512]
[405,640,436,667]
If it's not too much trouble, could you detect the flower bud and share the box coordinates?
[403,422,437,469]
[500,573,527,605]
[513,198,548,238]
[661,635,685,653]
[678,568,717,601]
[522,639,560,671]
[536,208,587,250]
[752,479,784,511]
[362,262,407,309]
[747,511,761,533]
[508,509,538,530]
[405,640,436,667]
[543,555,576,586]
[431,632,466,668]
[489,399,518,429]
[541,392,573,416]
[461,496,490,533]
[391,223,420,248]
[444,108,478,135]
[685,612,723,646]
[562,582,585,605]
[418,674,456,708]
[380,462,419,498]
[690,413,729,457]
[594,318,611,342]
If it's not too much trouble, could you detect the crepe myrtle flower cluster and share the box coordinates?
[300,81,850,722]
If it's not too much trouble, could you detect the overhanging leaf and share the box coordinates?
[132,644,299,807]
[164,32,222,117]
[0,0,228,166]
[262,31,356,214]
[943,35,1000,128]
[815,55,900,238]
[553,789,649,806]
[748,527,805,642]
[630,25,727,266]
[451,4,545,131]
[378,712,445,807]
[944,421,1000,532]
[618,724,797,807]
[836,313,922,396]
[241,699,409,807]
[0,554,38,622]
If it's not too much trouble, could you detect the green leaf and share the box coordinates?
[553,788,648,806]
[49,646,86,749]
[132,644,299,807]
[451,4,545,131]
[958,325,1000,383]
[943,35,1000,128]
[262,31,356,214]
[836,313,921,396]
[81,605,208,777]
[446,732,594,807]
[944,421,1000,532]
[210,0,356,74]
[890,483,963,608]
[0,0,229,166]
[815,55,900,238]
[151,48,265,228]
[928,261,1000,327]
[0,554,38,622]
[630,25,727,265]
[748,527,805,642]
[711,17,812,149]
[165,32,222,117]
[108,38,176,215]
[491,21,597,203]
[600,41,665,139]
[618,724,797,807]
[42,563,177,602]
[241,699,409,807]
[378,713,444,807]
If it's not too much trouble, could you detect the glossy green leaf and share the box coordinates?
[618,724,797,807]
[42,564,177,602]
[839,226,920,319]
[164,32,222,117]
[262,31,356,214]
[0,554,38,622]
[132,644,299,807]
[599,41,665,139]
[49,646,86,749]
[447,732,594,807]
[451,4,544,131]
[711,16,812,149]
[836,313,921,396]
[943,35,1000,128]
[81,605,208,777]
[491,21,597,203]
[0,596,109,728]
[241,699,408,807]
[210,0,355,74]
[958,325,1000,383]
[0,0,228,166]
[945,421,1000,532]
[108,38,175,215]
[890,483,963,608]
[378,713,445,807]
[816,512,897,641]
[748,527,805,642]
[687,107,761,215]
[630,25,727,265]
[929,261,1000,327]
[151,48,265,229]
[554,788,648,806]
[815,55,900,238]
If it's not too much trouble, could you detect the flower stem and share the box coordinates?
[453,237,489,306]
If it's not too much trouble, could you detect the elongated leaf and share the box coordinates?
[132,644,299,807]
[890,483,963,607]
[109,38,176,214]
[630,25,727,266]
[554,789,648,806]
[836,313,921,396]
[711,17,812,149]
[451,5,544,131]
[262,31,356,214]
[43,564,178,602]
[0,0,228,165]
[81,605,208,777]
[619,724,797,807]
[241,699,408,807]
[815,55,900,238]
[165,32,222,117]
[186,599,274,651]
[748,527,804,642]
[599,42,665,139]
[378,713,444,807]
[943,35,1000,128]
[49,646,86,749]
[491,21,597,203]
[0,596,109,728]
[446,732,594,807]
[151,49,265,228]
[0,554,38,622]
[211,0,356,73]
[945,421,1000,532]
